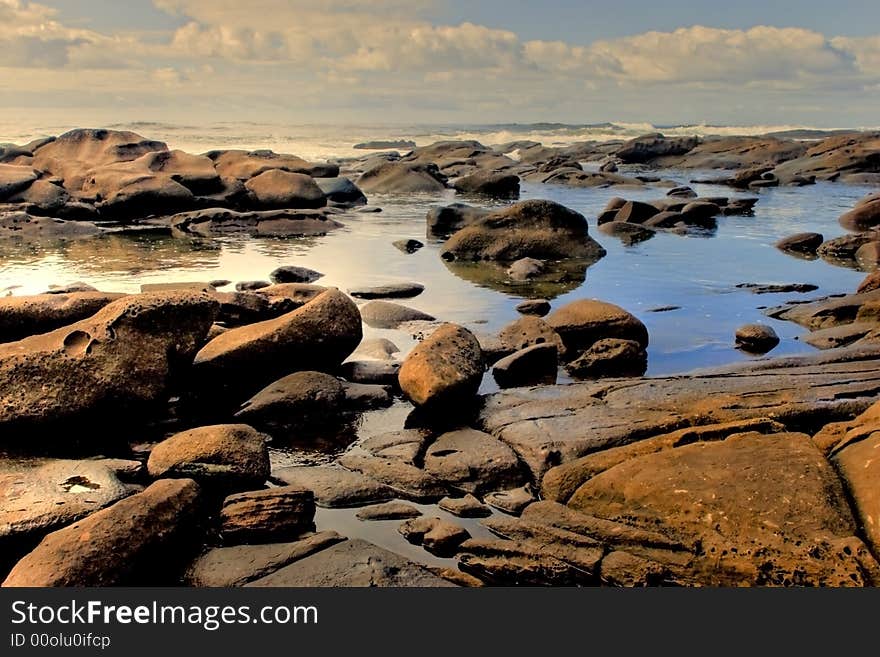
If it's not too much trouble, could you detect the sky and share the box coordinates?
[1,0,879,127]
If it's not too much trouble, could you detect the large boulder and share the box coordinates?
[423,428,526,495]
[441,200,606,262]
[207,149,338,180]
[840,196,880,232]
[615,133,700,164]
[772,132,880,184]
[398,323,483,409]
[453,171,520,198]
[146,424,270,493]
[0,292,126,343]
[546,299,648,357]
[492,343,559,388]
[0,163,37,200]
[565,338,647,378]
[244,170,327,209]
[2,479,203,587]
[192,289,361,401]
[315,177,367,205]
[426,203,488,236]
[358,161,448,193]
[0,292,218,438]
[234,371,346,432]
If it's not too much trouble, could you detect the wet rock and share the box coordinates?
[492,343,558,388]
[235,280,270,292]
[243,170,327,209]
[515,299,551,317]
[0,211,102,240]
[475,332,513,366]
[426,203,488,236]
[209,149,338,180]
[735,324,780,353]
[439,494,491,518]
[393,239,424,253]
[209,279,232,289]
[186,531,345,587]
[358,161,448,193]
[356,502,422,521]
[0,460,130,564]
[832,429,880,555]
[569,432,878,586]
[359,300,435,329]
[192,289,362,402]
[855,241,880,270]
[147,424,270,493]
[0,291,126,343]
[736,283,819,295]
[341,381,393,410]
[424,428,526,495]
[546,299,648,357]
[453,171,520,198]
[565,338,648,378]
[0,163,37,199]
[2,479,203,587]
[507,257,546,281]
[641,211,683,229]
[269,265,324,284]
[315,177,366,205]
[615,133,700,164]
[0,292,217,437]
[253,283,327,311]
[349,282,425,299]
[339,360,401,385]
[458,537,598,586]
[613,200,660,224]
[235,371,346,433]
[399,516,471,556]
[220,487,315,544]
[441,200,606,263]
[766,290,880,330]
[485,486,535,515]
[354,140,416,151]
[246,538,454,587]
[839,196,880,232]
[800,323,876,350]
[350,337,400,361]
[818,232,880,263]
[170,207,343,237]
[273,465,394,508]
[338,452,447,502]
[398,324,483,409]
[598,221,656,245]
[858,271,880,293]
[498,316,565,355]
[667,186,697,199]
[771,132,880,184]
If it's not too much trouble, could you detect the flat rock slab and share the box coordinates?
[245,539,455,587]
[186,531,345,587]
[349,283,425,299]
[833,431,880,556]
[272,465,394,508]
[439,494,491,518]
[477,345,880,480]
[356,502,422,521]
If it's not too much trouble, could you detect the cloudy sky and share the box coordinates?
[1,0,879,127]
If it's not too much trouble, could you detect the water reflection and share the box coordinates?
[442,257,595,300]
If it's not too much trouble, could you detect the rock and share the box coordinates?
[235,280,270,292]
[856,241,880,270]
[2,479,203,587]
[507,257,546,281]
[273,465,394,508]
[209,149,337,180]
[399,517,471,556]
[600,551,673,587]
[0,292,126,343]
[439,494,491,518]
[254,283,328,310]
[766,290,880,330]
[349,282,425,299]
[192,289,362,402]
[170,207,343,237]
[515,299,551,317]
[475,332,513,366]
[426,203,487,235]
[350,337,400,361]
[498,316,565,355]
[186,531,345,587]
[802,323,878,350]
[44,282,98,294]
[477,346,880,481]
[357,161,447,193]
[269,265,324,284]
[235,371,346,432]
[546,299,648,357]
[359,300,435,329]
[568,432,878,586]
[598,221,656,245]
[0,211,102,240]
[0,292,217,437]
[244,169,327,209]
[540,418,787,504]
[315,177,366,205]
[492,344,558,388]
[453,171,520,198]
[565,338,648,378]
[341,381,393,410]
[220,487,315,544]
[484,486,535,515]
[641,211,683,229]
[356,502,422,521]
[147,424,270,493]
[818,233,880,262]
[338,452,447,502]
[398,323,483,409]
[614,200,660,224]
[354,140,416,151]
[832,431,880,555]
[0,460,130,566]
[775,232,824,257]
[424,428,525,495]
[339,360,401,385]
[458,537,598,586]
[736,283,819,295]
[840,197,880,232]
[0,163,37,199]
[858,271,880,294]
[393,239,424,253]
[356,429,432,465]
[441,200,606,263]
[667,186,697,199]
[771,132,880,184]
[246,538,454,587]
[615,134,700,164]
[679,201,721,225]
[735,324,781,353]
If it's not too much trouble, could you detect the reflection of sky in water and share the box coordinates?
[0,175,871,377]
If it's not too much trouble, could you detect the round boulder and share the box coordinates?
[735,324,780,354]
[546,299,648,357]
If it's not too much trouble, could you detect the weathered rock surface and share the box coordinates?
[565,338,648,378]
[272,465,394,508]
[220,487,315,544]
[423,428,526,495]
[426,203,487,236]
[3,479,203,587]
[235,371,346,432]
[147,424,270,492]
[358,161,447,193]
[0,291,126,343]
[735,324,780,353]
[840,196,880,232]
[356,502,422,521]
[546,299,648,357]
[515,299,551,317]
[439,494,491,518]
[498,316,565,355]
[453,171,520,198]
[359,300,435,329]
[399,516,471,555]
[270,265,324,284]
[1,211,102,240]
[244,170,326,209]
[315,177,367,205]
[349,282,425,299]
[484,486,536,515]
[492,343,558,388]
[170,208,343,238]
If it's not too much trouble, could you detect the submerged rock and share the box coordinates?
[359,300,435,329]
[269,265,324,284]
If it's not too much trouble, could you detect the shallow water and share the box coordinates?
[0,173,870,380]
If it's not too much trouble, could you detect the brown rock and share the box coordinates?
[565,338,647,378]
[399,516,471,555]
[832,432,880,555]
[358,161,448,193]
[356,502,422,521]
[273,465,394,508]
[220,487,315,544]
[547,299,648,356]
[0,292,126,343]
[492,343,558,388]
[424,428,526,495]
[735,324,780,353]
[498,316,565,355]
[839,197,880,232]
[244,170,326,209]
[359,300,435,329]
[438,494,491,518]
[235,371,345,432]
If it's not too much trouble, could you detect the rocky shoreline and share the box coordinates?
[1,127,879,587]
